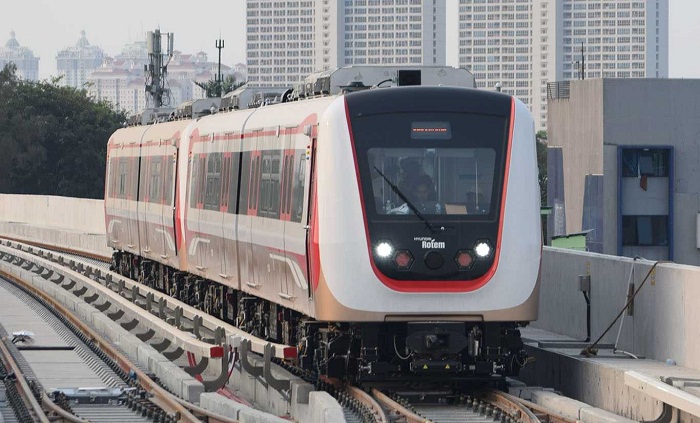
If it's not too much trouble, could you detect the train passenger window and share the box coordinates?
[163,155,174,206]
[149,157,162,203]
[239,152,251,214]
[205,153,222,211]
[258,151,281,218]
[189,157,199,208]
[291,153,306,223]
[195,156,207,206]
[286,155,294,215]
[220,156,231,211]
[227,155,240,214]
[118,159,127,199]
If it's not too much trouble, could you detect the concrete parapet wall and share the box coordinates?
[535,247,700,371]
[0,195,109,258]
[0,195,105,234]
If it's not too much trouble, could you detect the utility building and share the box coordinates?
[547,78,700,265]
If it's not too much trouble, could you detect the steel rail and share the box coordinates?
[0,270,201,423]
[346,385,389,423]
[370,388,428,423]
[505,393,578,423]
[40,391,89,423]
[480,389,541,423]
[0,333,51,423]
[0,235,111,262]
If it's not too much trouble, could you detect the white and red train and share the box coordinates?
[105,74,541,382]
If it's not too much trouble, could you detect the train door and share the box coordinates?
[241,134,262,290]
[253,144,283,297]
[278,132,295,300]
[137,151,151,257]
[304,133,317,298]
[127,154,142,254]
[188,147,208,272]
[201,148,222,273]
[220,147,240,283]
[160,146,177,260]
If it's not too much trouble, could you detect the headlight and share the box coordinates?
[474,240,493,259]
[375,242,393,258]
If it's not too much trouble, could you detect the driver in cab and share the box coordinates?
[389,174,444,215]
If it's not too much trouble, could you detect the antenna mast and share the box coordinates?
[145,29,174,108]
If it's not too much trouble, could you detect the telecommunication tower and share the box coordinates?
[145,29,174,108]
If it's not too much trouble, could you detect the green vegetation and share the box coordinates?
[0,64,126,199]
[194,74,243,98]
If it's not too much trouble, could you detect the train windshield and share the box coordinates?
[368,148,496,216]
[352,112,509,221]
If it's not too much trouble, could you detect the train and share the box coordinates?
[104,66,541,383]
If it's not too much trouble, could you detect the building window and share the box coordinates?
[621,149,669,177]
[622,215,668,246]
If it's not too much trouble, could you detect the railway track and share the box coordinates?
[0,237,577,423]
[0,242,239,422]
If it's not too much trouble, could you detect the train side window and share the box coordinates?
[118,159,127,199]
[220,156,231,211]
[197,156,206,206]
[252,156,261,209]
[285,155,294,215]
[130,157,139,200]
[239,152,250,214]
[205,153,222,211]
[149,157,162,203]
[281,156,289,215]
[291,153,306,223]
[189,157,199,208]
[163,155,174,206]
[228,154,241,214]
[138,157,147,202]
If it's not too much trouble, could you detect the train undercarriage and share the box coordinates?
[112,251,528,383]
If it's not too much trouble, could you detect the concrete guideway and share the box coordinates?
[625,371,700,420]
[0,239,350,422]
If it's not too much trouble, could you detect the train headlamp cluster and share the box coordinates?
[375,239,493,271]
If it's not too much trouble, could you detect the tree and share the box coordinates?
[0,64,126,198]
[194,74,243,98]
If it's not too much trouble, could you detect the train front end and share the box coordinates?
[308,86,541,382]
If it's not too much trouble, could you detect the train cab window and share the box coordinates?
[367,148,496,216]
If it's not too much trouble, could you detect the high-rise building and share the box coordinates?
[56,31,106,89]
[246,0,446,87]
[458,0,668,130]
[0,31,39,81]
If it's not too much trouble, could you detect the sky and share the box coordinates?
[1,0,699,80]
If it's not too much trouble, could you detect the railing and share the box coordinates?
[547,81,571,100]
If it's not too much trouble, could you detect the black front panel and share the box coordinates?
[346,87,512,281]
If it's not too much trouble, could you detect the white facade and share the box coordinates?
[458,0,668,130]
[56,31,106,89]
[0,31,39,81]
[88,42,239,114]
[560,0,668,80]
[247,0,446,87]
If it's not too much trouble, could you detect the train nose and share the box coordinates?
[424,251,444,269]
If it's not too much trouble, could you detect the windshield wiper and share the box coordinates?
[373,166,438,233]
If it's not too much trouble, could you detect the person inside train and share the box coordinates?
[389,174,444,215]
